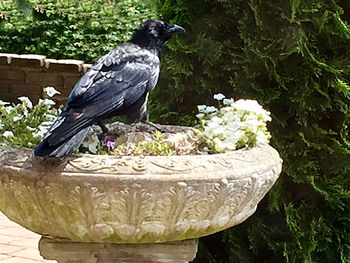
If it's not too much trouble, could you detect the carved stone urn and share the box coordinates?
[0,124,282,263]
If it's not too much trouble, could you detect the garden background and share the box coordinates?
[1,0,350,262]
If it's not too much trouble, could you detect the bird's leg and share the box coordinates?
[138,111,167,132]
[97,121,109,140]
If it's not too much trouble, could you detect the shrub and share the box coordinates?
[0,87,60,148]
[155,0,350,262]
[0,0,156,62]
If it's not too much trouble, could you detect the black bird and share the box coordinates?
[34,20,185,158]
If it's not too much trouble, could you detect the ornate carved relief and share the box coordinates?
[0,145,282,243]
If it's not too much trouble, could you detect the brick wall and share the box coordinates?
[0,53,92,105]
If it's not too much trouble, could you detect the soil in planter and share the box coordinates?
[82,122,205,156]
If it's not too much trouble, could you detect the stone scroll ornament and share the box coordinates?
[0,144,282,243]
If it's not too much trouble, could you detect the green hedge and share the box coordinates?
[154,0,350,262]
[2,1,350,262]
[0,0,156,62]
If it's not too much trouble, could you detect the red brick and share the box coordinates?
[26,72,64,86]
[53,95,68,106]
[63,76,80,90]
[10,83,43,96]
[0,69,26,80]
[0,213,59,263]
[45,59,84,73]
[0,93,17,104]
[0,81,11,93]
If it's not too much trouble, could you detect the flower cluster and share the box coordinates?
[197,94,271,153]
[0,87,61,148]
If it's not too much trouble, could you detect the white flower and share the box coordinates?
[45,87,60,97]
[33,123,51,138]
[234,99,264,114]
[223,98,234,105]
[197,105,207,112]
[212,137,226,152]
[40,121,54,126]
[5,106,15,114]
[39,98,56,106]
[196,113,205,119]
[205,106,217,113]
[13,115,23,122]
[44,113,58,120]
[33,129,47,138]
[26,126,36,132]
[210,116,223,125]
[212,126,225,137]
[18,97,33,109]
[3,131,14,138]
[0,100,10,106]
[213,93,225,101]
[196,95,271,153]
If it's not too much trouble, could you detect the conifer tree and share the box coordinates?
[153,1,350,262]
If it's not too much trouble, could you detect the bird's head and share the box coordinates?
[130,20,185,52]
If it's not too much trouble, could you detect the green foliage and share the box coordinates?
[115,130,175,156]
[0,0,156,62]
[2,0,350,261]
[0,95,60,148]
[155,0,350,262]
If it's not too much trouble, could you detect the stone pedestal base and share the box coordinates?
[39,237,198,263]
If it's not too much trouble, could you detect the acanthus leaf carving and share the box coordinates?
[0,145,282,243]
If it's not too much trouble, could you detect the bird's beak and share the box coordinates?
[168,24,185,34]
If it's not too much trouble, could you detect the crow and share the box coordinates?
[34,20,185,158]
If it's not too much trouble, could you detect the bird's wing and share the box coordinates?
[66,44,160,107]
[47,44,160,146]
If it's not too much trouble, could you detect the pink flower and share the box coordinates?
[106,140,115,151]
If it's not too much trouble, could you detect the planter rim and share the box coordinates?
[1,144,282,182]
[0,143,282,243]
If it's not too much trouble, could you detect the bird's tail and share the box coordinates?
[34,126,90,158]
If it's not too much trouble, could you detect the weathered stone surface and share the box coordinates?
[11,54,46,68]
[0,137,282,243]
[45,59,84,73]
[83,63,93,73]
[39,237,198,263]
[0,53,17,65]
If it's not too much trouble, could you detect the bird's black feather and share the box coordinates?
[34,20,184,158]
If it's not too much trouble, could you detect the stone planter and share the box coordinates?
[0,136,282,262]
